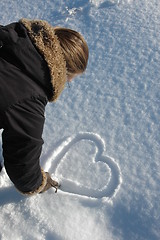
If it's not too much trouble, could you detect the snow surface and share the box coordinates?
[0,0,160,239]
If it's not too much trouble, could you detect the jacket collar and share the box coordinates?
[19,18,67,102]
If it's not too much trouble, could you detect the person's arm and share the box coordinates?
[2,96,57,195]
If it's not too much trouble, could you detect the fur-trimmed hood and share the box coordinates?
[19,18,67,102]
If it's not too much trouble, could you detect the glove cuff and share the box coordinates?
[17,169,47,196]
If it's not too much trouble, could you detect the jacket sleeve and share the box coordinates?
[2,96,48,195]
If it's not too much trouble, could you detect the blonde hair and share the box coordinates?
[54,27,89,78]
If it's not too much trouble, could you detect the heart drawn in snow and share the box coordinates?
[44,132,122,202]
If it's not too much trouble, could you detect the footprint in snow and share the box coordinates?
[44,132,122,202]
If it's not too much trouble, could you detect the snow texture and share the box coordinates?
[0,0,160,239]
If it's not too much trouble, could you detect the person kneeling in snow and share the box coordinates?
[0,19,89,195]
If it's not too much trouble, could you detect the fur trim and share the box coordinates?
[19,18,67,102]
[17,169,47,196]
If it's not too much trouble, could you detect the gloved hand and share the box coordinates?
[40,172,60,193]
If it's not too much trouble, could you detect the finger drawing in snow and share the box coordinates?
[44,132,122,202]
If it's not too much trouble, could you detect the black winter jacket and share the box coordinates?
[0,19,66,194]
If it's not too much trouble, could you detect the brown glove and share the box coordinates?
[40,172,60,193]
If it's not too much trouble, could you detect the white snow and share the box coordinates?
[0,0,160,239]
